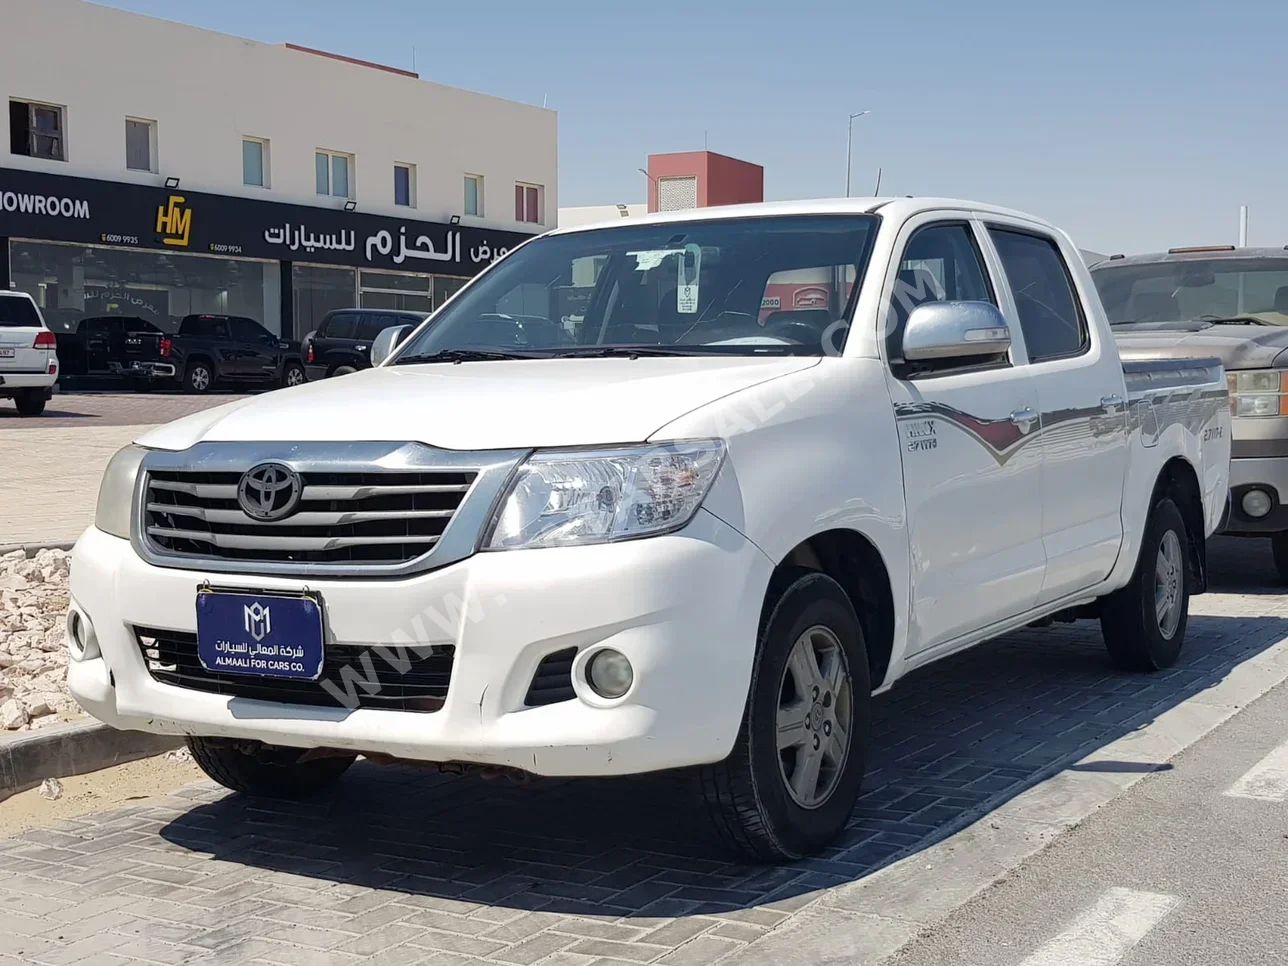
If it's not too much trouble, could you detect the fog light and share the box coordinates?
[1242,488,1273,519]
[66,607,100,662]
[586,649,633,699]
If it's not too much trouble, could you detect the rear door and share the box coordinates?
[230,317,279,381]
[981,220,1129,603]
[882,216,1047,657]
[0,295,51,377]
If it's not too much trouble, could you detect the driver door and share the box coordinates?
[883,217,1046,659]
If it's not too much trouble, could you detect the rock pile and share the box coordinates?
[0,548,84,731]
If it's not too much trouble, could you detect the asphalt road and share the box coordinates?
[888,591,1288,966]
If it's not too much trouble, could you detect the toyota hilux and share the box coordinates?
[68,198,1229,859]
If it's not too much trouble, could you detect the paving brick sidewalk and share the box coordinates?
[0,394,245,546]
[0,543,1281,966]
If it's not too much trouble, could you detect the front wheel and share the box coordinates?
[1269,532,1288,585]
[1101,497,1190,671]
[699,570,870,861]
[187,737,355,798]
[13,390,46,417]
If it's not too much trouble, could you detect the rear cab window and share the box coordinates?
[988,228,1088,362]
[0,295,42,327]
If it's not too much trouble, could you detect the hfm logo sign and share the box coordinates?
[243,602,272,642]
[155,194,192,247]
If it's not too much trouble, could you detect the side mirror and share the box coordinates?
[902,301,1011,362]
[370,325,410,367]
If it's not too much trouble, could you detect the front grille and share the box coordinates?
[524,647,578,706]
[143,468,476,567]
[135,627,454,712]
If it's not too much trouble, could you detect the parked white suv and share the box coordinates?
[68,198,1230,859]
[0,290,58,416]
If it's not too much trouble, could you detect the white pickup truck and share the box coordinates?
[68,198,1230,860]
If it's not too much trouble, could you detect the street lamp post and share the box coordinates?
[845,110,870,197]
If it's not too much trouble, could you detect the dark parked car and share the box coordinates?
[46,314,164,376]
[303,308,428,381]
[124,314,306,393]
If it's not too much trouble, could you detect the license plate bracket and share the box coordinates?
[195,588,325,681]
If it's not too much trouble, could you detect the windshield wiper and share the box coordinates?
[543,345,713,358]
[392,348,542,365]
[1198,315,1277,327]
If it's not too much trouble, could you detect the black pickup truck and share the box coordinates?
[124,314,306,393]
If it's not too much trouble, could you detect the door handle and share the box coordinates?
[1010,408,1039,430]
[1100,394,1124,411]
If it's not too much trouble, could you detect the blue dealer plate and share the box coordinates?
[196,590,324,681]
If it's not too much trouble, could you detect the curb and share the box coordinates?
[0,542,76,558]
[0,719,182,803]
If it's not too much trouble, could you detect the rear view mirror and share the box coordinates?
[370,325,410,367]
[903,301,1011,361]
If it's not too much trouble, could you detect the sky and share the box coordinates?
[97,0,1288,255]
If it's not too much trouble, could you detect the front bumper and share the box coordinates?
[1223,456,1288,533]
[67,511,771,777]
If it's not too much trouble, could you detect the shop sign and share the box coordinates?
[0,165,534,277]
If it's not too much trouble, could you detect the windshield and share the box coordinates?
[1093,257,1288,325]
[391,215,878,361]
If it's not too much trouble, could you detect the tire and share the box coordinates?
[1101,497,1190,671]
[187,737,355,798]
[183,361,213,394]
[330,365,358,378]
[1269,533,1288,585]
[13,390,46,417]
[698,569,871,861]
[281,362,306,388]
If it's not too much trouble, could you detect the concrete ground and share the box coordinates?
[886,656,1288,966]
[0,539,1283,965]
[0,393,247,546]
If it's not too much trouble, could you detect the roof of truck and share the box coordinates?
[546,197,1058,236]
[1090,247,1288,270]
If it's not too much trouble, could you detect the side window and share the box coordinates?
[210,320,232,341]
[231,317,265,343]
[988,228,1088,362]
[886,222,994,362]
[327,312,358,340]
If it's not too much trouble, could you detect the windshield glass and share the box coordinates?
[1092,257,1288,325]
[391,215,878,360]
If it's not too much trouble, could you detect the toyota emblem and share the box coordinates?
[237,462,303,521]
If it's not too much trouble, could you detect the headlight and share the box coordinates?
[1228,370,1288,418]
[484,440,726,550]
[94,444,147,539]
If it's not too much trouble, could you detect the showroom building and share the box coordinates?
[0,0,556,341]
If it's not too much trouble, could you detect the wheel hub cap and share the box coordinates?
[1154,529,1183,640]
[776,625,853,809]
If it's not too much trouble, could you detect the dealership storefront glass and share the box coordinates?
[9,239,281,335]
[291,265,471,338]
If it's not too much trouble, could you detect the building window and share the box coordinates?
[125,118,155,173]
[394,163,415,207]
[243,137,268,188]
[9,100,66,161]
[464,175,483,217]
[657,176,698,211]
[514,183,542,225]
[316,149,353,198]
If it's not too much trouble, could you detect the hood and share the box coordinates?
[1113,320,1288,370]
[135,356,821,451]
